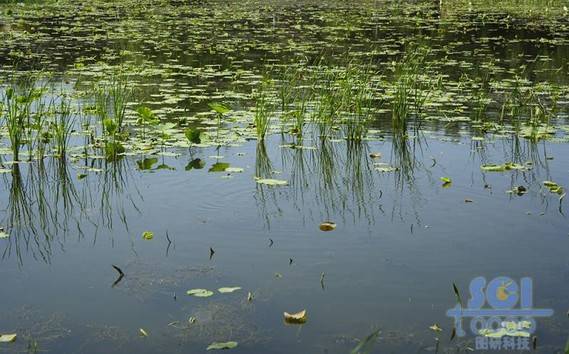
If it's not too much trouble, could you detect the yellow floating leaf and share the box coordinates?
[0,334,17,343]
[255,178,288,186]
[142,231,154,240]
[284,309,307,324]
[429,324,442,332]
[139,328,149,337]
[218,287,241,294]
[319,221,336,232]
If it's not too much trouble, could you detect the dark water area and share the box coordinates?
[0,0,569,353]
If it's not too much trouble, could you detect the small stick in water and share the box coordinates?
[111,264,125,288]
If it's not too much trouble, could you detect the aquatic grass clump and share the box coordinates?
[92,72,133,160]
[275,63,312,137]
[93,72,132,136]
[51,95,75,158]
[253,78,274,141]
[309,62,377,140]
[1,76,46,161]
[277,65,302,114]
[340,65,377,141]
[390,47,434,133]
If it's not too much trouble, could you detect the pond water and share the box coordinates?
[0,0,569,353]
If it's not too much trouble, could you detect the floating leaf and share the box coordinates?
[206,341,238,350]
[225,167,244,173]
[209,162,230,172]
[429,324,442,332]
[508,186,527,196]
[156,163,175,171]
[481,164,506,172]
[319,221,336,231]
[481,162,525,172]
[142,231,154,240]
[187,289,214,297]
[374,163,397,172]
[284,310,307,324]
[218,287,242,294]
[255,178,288,186]
[139,328,149,337]
[440,177,452,184]
[0,231,9,239]
[369,152,382,159]
[544,181,564,194]
[0,334,16,343]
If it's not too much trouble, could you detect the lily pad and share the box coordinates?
[187,289,214,297]
[429,324,442,332]
[142,231,154,240]
[218,287,242,293]
[0,334,16,343]
[206,341,238,350]
[284,309,307,324]
[543,181,564,194]
[440,177,452,187]
[209,162,230,172]
[481,162,525,172]
[319,221,336,231]
[255,178,288,186]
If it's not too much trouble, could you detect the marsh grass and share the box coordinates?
[391,47,434,134]
[253,78,274,141]
[51,96,75,158]
[277,65,302,114]
[1,75,50,161]
[93,72,132,159]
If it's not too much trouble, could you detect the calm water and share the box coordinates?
[1,0,569,353]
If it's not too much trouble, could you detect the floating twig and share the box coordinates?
[111,264,125,288]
